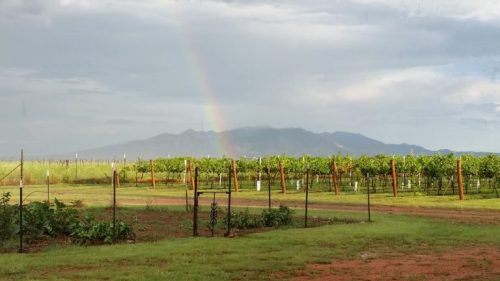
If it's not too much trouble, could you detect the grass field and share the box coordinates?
[0,207,499,280]
[1,183,499,210]
[1,183,499,280]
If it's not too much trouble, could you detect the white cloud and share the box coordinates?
[0,68,115,100]
[352,0,500,23]
[296,67,441,105]
[1,0,500,153]
[449,79,500,105]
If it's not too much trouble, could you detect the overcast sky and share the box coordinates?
[1,0,499,156]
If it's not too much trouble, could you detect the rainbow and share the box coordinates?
[175,17,234,157]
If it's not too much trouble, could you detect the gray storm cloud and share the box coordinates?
[0,0,499,156]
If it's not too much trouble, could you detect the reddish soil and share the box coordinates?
[292,246,500,281]
[119,197,500,224]
[4,208,268,253]
[4,196,498,254]
[115,209,266,239]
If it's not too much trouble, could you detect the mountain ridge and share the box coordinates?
[20,127,496,160]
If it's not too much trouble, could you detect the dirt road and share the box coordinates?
[119,196,500,224]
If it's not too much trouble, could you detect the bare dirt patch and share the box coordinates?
[3,207,274,253]
[90,207,267,240]
[293,246,500,281]
[118,197,500,224]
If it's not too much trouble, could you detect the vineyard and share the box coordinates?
[1,153,498,197]
[0,152,499,280]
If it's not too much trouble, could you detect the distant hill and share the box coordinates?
[39,127,495,160]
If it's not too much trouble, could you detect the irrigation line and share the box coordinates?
[0,164,21,182]
[22,191,47,203]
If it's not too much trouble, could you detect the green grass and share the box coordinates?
[1,183,499,210]
[0,208,498,281]
[0,161,116,185]
[1,162,498,280]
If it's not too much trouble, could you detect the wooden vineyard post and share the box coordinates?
[115,168,120,189]
[391,159,398,197]
[332,161,339,196]
[135,168,138,187]
[150,160,156,189]
[188,160,195,190]
[46,170,50,204]
[305,166,310,228]
[75,153,78,183]
[457,159,464,200]
[267,166,272,209]
[232,159,239,192]
[279,161,286,194]
[367,173,371,223]
[349,159,353,189]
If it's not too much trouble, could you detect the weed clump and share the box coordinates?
[262,205,294,227]
[0,193,16,241]
[70,214,134,245]
[222,205,295,229]
[0,195,134,247]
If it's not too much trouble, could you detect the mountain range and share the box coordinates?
[36,127,495,160]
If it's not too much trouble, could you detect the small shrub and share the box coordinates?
[2,196,134,247]
[20,198,79,242]
[0,192,16,242]
[221,206,295,229]
[70,214,135,245]
[261,205,294,227]
[22,201,55,242]
[222,208,262,229]
[52,199,79,234]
